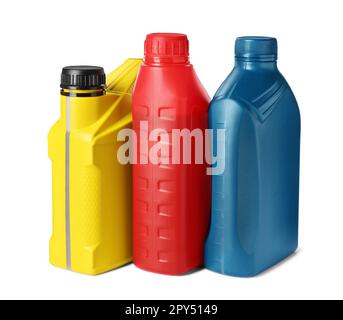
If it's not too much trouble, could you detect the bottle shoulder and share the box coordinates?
[214,68,287,98]
[211,68,299,121]
[133,64,210,106]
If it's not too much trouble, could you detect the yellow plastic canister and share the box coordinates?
[48,59,142,275]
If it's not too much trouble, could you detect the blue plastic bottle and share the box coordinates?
[205,37,301,277]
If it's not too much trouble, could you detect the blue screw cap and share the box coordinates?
[235,36,278,61]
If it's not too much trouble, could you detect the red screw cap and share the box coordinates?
[144,33,190,65]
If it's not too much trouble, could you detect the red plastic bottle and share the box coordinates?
[132,33,211,275]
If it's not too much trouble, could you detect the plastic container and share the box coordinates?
[132,33,211,275]
[49,59,142,275]
[205,37,301,277]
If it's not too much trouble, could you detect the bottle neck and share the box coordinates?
[235,59,278,71]
[144,55,190,66]
[60,88,105,97]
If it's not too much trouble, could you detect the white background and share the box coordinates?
[0,0,342,300]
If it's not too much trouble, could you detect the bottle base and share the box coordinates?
[134,261,202,276]
[205,249,298,278]
[50,257,133,276]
